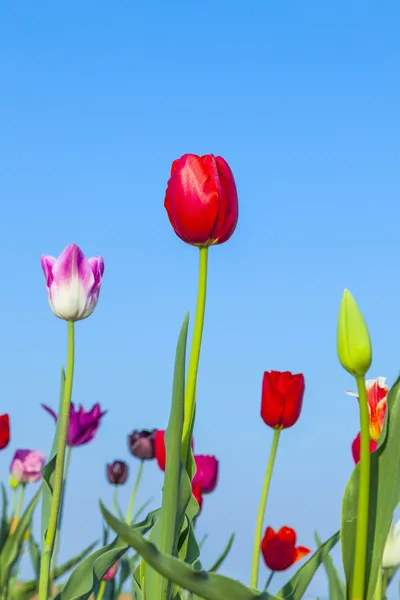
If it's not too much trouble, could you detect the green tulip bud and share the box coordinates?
[337,289,372,376]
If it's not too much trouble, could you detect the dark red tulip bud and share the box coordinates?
[261,526,310,571]
[128,430,156,460]
[261,371,305,430]
[164,154,238,247]
[106,460,128,485]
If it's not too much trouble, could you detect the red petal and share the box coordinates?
[0,414,10,450]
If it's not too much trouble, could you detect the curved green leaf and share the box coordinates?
[209,534,235,573]
[276,531,340,600]
[0,484,9,553]
[314,531,344,600]
[341,375,400,600]
[100,502,274,600]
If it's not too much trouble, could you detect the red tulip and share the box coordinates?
[154,429,194,471]
[192,482,203,511]
[164,154,238,246]
[261,526,311,571]
[261,371,305,429]
[351,432,378,464]
[346,377,388,443]
[0,414,10,450]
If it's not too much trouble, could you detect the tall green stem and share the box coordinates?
[126,460,144,524]
[111,486,118,516]
[251,428,281,589]
[38,321,75,600]
[10,488,17,519]
[182,247,208,463]
[51,445,72,571]
[351,375,370,600]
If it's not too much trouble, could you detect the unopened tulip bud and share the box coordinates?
[128,430,156,460]
[106,460,128,485]
[337,289,372,376]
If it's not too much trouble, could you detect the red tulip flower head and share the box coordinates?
[346,377,388,443]
[164,154,238,247]
[154,429,194,471]
[42,402,106,447]
[0,414,10,450]
[261,526,311,571]
[351,432,378,464]
[261,371,305,429]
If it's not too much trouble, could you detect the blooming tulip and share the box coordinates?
[102,562,118,581]
[261,526,311,571]
[351,432,378,464]
[128,430,156,460]
[164,154,238,246]
[346,377,388,442]
[192,455,219,494]
[261,371,305,429]
[42,402,106,447]
[337,289,372,376]
[41,243,104,321]
[106,460,128,485]
[10,450,46,485]
[0,414,10,450]
[382,520,400,568]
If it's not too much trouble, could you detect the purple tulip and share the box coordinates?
[42,402,106,447]
[41,243,104,321]
[10,449,46,484]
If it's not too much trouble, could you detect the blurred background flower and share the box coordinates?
[0,414,10,450]
[106,460,128,485]
[42,402,106,447]
[10,449,46,484]
[128,429,156,459]
[261,526,310,571]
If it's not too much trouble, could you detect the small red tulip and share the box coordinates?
[261,526,311,571]
[0,414,10,449]
[351,432,378,464]
[164,154,238,247]
[261,371,305,429]
[154,429,194,471]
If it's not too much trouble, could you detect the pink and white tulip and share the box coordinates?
[10,449,46,484]
[41,244,104,321]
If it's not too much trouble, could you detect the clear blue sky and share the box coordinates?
[1,1,400,597]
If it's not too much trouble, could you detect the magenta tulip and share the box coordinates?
[42,402,106,447]
[41,243,104,321]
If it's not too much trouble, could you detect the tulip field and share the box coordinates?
[0,153,399,600]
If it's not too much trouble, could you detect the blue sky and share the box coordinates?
[1,1,400,597]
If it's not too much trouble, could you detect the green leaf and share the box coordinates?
[14,540,99,599]
[276,531,340,600]
[115,553,139,597]
[0,487,41,586]
[100,502,275,600]
[41,367,65,548]
[314,531,345,600]
[28,529,41,577]
[146,314,192,600]
[132,498,153,525]
[341,375,400,600]
[209,534,235,573]
[0,484,10,552]
[386,564,399,589]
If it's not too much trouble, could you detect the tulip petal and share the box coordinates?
[294,545,311,563]
[40,255,56,287]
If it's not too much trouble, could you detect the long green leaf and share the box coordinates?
[276,531,340,600]
[0,487,42,585]
[146,314,191,600]
[314,531,345,600]
[28,529,41,577]
[100,502,275,600]
[341,375,400,599]
[0,484,10,553]
[209,534,235,573]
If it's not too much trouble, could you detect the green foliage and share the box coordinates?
[341,375,400,599]
[314,531,345,600]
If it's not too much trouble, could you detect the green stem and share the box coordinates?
[382,569,388,600]
[182,247,209,464]
[111,486,118,516]
[38,321,75,600]
[15,485,25,522]
[97,580,106,600]
[52,445,72,571]
[251,428,281,589]
[264,571,274,591]
[373,568,382,600]
[125,460,144,524]
[351,375,370,600]
[10,488,17,519]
